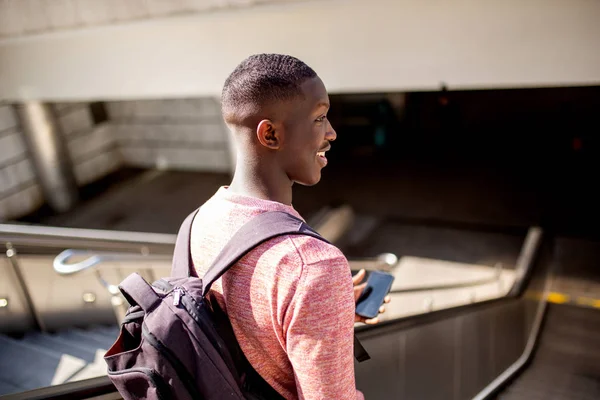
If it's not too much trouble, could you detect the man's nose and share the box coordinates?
[326,120,337,141]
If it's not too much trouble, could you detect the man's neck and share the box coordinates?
[228,162,293,206]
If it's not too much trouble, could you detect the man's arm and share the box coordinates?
[284,250,364,400]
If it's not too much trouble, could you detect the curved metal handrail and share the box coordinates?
[53,249,172,275]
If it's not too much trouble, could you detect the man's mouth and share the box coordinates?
[316,146,330,167]
[317,145,331,158]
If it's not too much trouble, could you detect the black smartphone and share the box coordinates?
[355,271,394,319]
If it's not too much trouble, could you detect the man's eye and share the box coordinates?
[315,115,327,122]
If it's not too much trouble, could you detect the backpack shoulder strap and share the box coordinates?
[171,208,200,278]
[201,211,326,297]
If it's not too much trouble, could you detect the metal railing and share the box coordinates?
[0,223,177,247]
[4,243,46,331]
[1,220,528,334]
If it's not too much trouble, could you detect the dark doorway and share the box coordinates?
[295,86,600,237]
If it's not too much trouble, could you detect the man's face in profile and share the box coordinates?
[278,77,337,186]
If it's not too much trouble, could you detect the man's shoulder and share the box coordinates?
[282,234,347,267]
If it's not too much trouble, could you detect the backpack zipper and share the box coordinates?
[173,287,183,306]
[142,324,201,399]
[168,287,225,352]
[151,280,181,306]
[108,367,170,400]
[152,280,182,307]
[169,286,243,393]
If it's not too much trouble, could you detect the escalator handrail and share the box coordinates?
[509,227,543,296]
[390,261,503,294]
[0,376,115,400]
[356,226,543,336]
[472,238,552,399]
[0,223,176,247]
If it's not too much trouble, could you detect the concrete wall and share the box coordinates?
[1,0,599,101]
[53,103,122,186]
[0,102,124,221]
[0,104,44,220]
[0,98,229,221]
[0,0,306,39]
[107,98,231,172]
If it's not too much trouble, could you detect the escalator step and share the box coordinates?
[24,332,97,363]
[0,334,65,395]
[0,378,22,397]
[75,327,118,348]
[90,325,120,339]
[54,329,112,351]
[497,305,600,400]
[500,379,599,400]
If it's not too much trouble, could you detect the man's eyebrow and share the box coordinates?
[316,102,330,109]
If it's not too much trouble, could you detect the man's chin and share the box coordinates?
[292,175,321,187]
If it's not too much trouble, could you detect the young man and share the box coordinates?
[190,54,387,399]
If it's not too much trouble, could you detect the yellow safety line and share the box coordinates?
[575,297,600,309]
[547,292,570,304]
[546,292,600,309]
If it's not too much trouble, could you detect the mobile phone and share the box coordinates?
[355,271,394,319]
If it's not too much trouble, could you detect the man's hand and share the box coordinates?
[352,269,391,324]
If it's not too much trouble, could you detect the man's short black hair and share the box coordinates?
[221,54,317,119]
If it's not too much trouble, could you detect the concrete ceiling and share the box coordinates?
[2,0,599,101]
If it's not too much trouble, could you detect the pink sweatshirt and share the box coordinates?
[190,187,364,400]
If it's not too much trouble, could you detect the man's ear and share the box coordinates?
[256,119,281,150]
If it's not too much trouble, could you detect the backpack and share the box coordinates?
[104,210,370,399]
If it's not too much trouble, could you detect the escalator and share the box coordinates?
[1,220,598,400]
[496,304,600,400]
